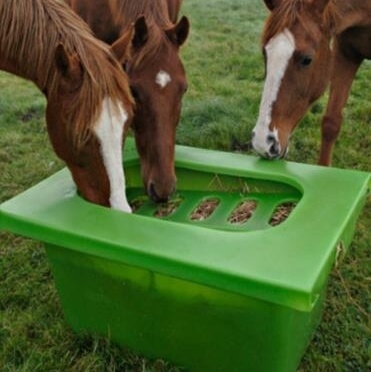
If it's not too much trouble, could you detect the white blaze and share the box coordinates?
[155,70,172,88]
[252,28,295,156]
[94,97,131,212]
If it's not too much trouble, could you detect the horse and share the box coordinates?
[0,0,135,211]
[252,0,371,166]
[66,0,190,202]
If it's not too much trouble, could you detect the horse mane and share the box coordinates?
[0,0,133,147]
[262,0,340,46]
[108,0,175,68]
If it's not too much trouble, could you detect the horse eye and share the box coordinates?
[299,55,313,67]
[130,86,140,102]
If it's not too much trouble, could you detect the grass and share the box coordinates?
[0,0,370,370]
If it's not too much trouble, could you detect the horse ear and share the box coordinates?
[55,44,71,77]
[166,16,189,47]
[263,0,281,11]
[55,43,82,81]
[167,0,183,23]
[132,15,148,50]
[110,25,135,64]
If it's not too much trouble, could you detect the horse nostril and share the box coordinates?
[149,183,158,201]
[269,143,280,157]
[267,134,276,144]
[266,135,281,158]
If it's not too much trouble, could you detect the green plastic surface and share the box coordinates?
[1,139,368,310]
[0,139,369,371]
[45,243,325,372]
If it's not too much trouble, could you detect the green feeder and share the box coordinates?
[0,138,369,372]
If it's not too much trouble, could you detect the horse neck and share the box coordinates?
[0,59,31,84]
[0,43,55,95]
[329,0,371,35]
[109,0,172,31]
[0,12,48,91]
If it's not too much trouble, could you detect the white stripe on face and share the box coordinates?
[155,70,172,88]
[252,28,295,156]
[94,97,131,212]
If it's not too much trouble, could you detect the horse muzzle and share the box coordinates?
[147,180,176,203]
[252,130,288,160]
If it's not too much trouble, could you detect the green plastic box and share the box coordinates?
[0,139,369,372]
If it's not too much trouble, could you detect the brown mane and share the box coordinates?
[0,0,133,147]
[108,0,175,68]
[262,0,340,46]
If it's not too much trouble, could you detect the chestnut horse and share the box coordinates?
[66,0,190,202]
[252,0,371,165]
[0,0,135,211]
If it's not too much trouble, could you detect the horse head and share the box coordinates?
[112,15,190,203]
[47,39,134,211]
[252,0,332,159]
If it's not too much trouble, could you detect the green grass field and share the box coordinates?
[1,0,370,370]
